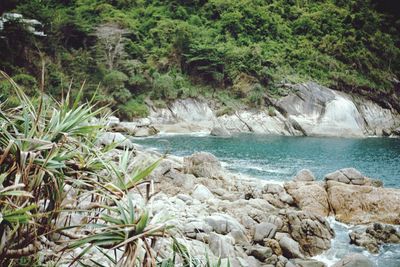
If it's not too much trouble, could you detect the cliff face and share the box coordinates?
[123,82,400,138]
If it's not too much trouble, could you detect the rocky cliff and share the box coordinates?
[120,82,400,138]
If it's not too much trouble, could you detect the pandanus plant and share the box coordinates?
[0,71,225,266]
[0,71,170,266]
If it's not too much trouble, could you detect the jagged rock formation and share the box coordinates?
[117,82,400,138]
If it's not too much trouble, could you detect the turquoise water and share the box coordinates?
[134,134,400,187]
[134,133,400,266]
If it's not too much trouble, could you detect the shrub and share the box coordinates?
[117,98,149,119]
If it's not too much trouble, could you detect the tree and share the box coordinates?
[94,23,128,70]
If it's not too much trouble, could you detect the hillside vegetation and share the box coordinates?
[0,0,399,118]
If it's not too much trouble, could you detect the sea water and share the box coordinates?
[133,133,400,266]
[134,134,400,187]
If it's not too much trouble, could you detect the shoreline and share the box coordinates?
[127,137,400,266]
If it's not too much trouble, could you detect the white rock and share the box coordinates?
[192,184,214,202]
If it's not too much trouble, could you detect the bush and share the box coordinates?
[117,98,149,119]
[103,70,129,88]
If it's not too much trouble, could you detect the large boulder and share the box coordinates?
[253,222,277,242]
[349,223,400,253]
[326,181,400,224]
[184,152,222,177]
[274,82,366,137]
[280,210,334,257]
[284,181,329,217]
[204,213,247,237]
[277,235,304,259]
[332,253,374,267]
[324,168,367,185]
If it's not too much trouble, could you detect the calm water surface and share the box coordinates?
[134,134,400,187]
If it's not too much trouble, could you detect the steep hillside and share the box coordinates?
[0,0,399,118]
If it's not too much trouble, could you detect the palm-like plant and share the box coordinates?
[0,71,170,266]
[0,71,225,266]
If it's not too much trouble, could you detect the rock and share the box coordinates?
[281,210,334,256]
[332,253,374,267]
[291,258,326,267]
[326,181,400,224]
[192,184,214,202]
[96,132,135,149]
[278,236,304,259]
[106,116,120,127]
[246,245,273,262]
[263,184,285,195]
[208,232,236,258]
[293,169,315,182]
[184,152,222,177]
[165,169,194,190]
[325,171,350,184]
[349,223,400,253]
[210,126,231,137]
[264,238,282,256]
[284,181,329,217]
[391,126,400,136]
[112,122,137,134]
[254,222,277,242]
[204,213,246,237]
[279,192,294,205]
[134,126,159,137]
[183,219,213,239]
[325,168,367,185]
[275,82,366,137]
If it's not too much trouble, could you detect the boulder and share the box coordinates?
[192,184,214,202]
[184,152,222,177]
[278,236,304,259]
[274,82,366,137]
[96,132,135,150]
[349,223,400,253]
[284,181,329,217]
[332,253,374,267]
[324,168,367,185]
[264,238,282,256]
[105,116,120,127]
[280,211,334,256]
[133,126,159,137]
[210,126,231,137]
[246,245,273,262]
[293,169,315,182]
[204,213,246,237]
[165,169,194,190]
[254,222,277,242]
[326,181,400,224]
[208,232,236,258]
[183,219,213,240]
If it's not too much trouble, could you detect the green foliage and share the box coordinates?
[1,0,399,115]
[0,72,184,266]
[117,97,149,120]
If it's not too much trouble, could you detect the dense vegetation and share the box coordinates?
[1,0,399,118]
[0,72,221,266]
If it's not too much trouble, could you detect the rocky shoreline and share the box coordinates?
[110,82,400,139]
[79,133,400,266]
